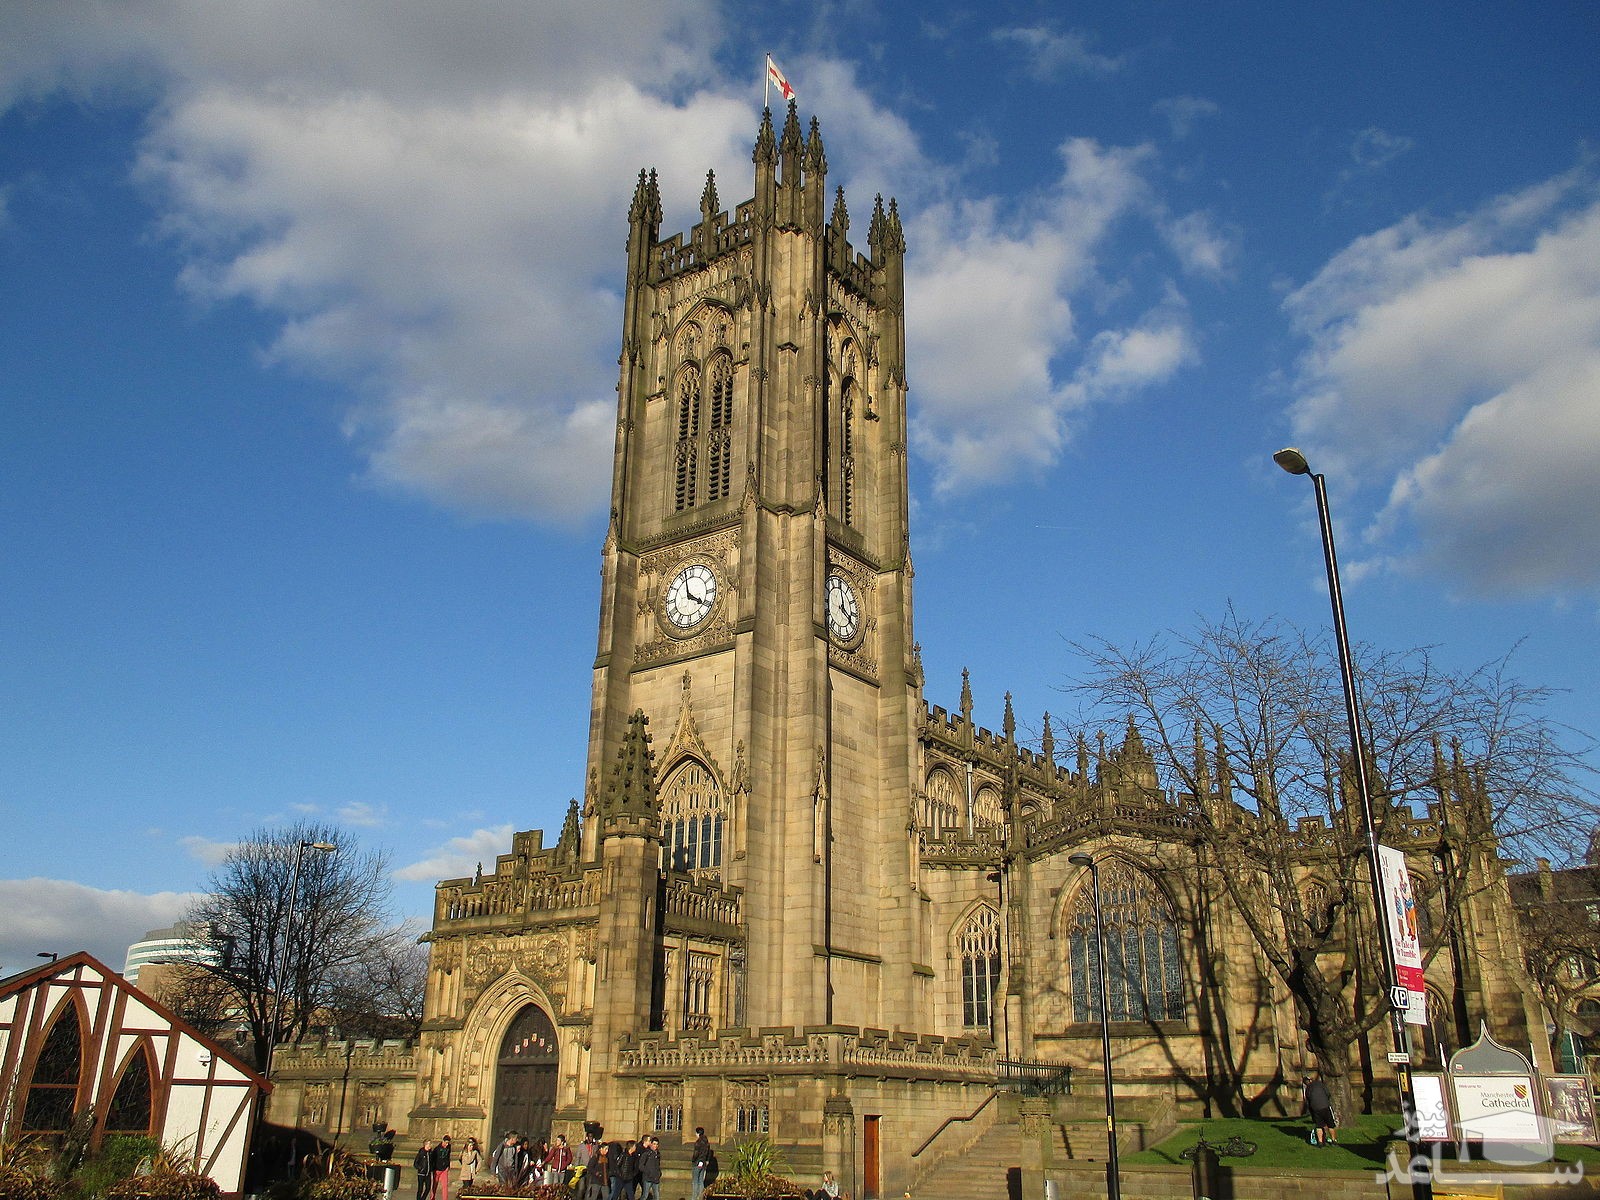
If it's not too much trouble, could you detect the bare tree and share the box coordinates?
[180,822,394,1070]
[325,925,429,1040]
[1071,606,1596,1122]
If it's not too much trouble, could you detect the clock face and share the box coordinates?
[665,563,718,630]
[826,573,861,642]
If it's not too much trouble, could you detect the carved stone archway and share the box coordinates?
[490,1004,559,1142]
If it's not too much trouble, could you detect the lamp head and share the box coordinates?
[303,841,337,852]
[1067,853,1095,868]
[1273,447,1311,476]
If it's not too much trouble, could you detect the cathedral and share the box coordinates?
[271,105,1544,1198]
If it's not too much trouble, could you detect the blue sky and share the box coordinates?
[3,1,1598,972]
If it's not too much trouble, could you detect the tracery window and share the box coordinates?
[22,1002,84,1133]
[1067,860,1185,1024]
[924,768,960,834]
[959,906,1002,1030]
[683,952,716,1032]
[660,761,725,878]
[973,785,1004,830]
[730,1081,770,1134]
[671,317,737,513]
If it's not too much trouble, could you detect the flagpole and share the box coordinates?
[764,53,771,110]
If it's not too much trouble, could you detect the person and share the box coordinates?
[808,1169,842,1199]
[491,1133,521,1187]
[588,1142,612,1200]
[516,1138,536,1189]
[636,1136,662,1200]
[459,1137,481,1192]
[1304,1072,1337,1145]
[431,1135,453,1200]
[545,1133,574,1186]
[690,1127,713,1200]
[606,1139,631,1200]
[414,1140,435,1200]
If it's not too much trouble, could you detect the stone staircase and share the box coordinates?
[907,1090,1178,1200]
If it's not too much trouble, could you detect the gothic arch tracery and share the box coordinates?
[671,307,739,514]
[1062,857,1185,1025]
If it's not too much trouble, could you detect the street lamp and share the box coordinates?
[265,840,336,1079]
[1274,447,1431,1200]
[1068,853,1120,1200]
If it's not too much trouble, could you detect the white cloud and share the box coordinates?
[906,138,1197,493]
[0,4,1193,517]
[1153,95,1220,140]
[0,878,196,975]
[991,26,1124,79]
[395,825,516,882]
[179,835,237,866]
[1350,127,1414,170]
[1284,170,1600,597]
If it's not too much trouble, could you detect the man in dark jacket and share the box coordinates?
[636,1136,662,1200]
[414,1140,435,1200]
[690,1128,713,1200]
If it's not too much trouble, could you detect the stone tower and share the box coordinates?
[585,100,920,1036]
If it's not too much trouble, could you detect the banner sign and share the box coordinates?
[1377,844,1428,1025]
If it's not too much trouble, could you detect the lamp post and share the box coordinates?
[1068,853,1120,1200]
[265,839,336,1080]
[1273,447,1430,1200]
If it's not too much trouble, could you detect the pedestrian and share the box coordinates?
[634,1135,661,1200]
[545,1133,574,1186]
[690,1127,713,1200]
[588,1142,612,1200]
[606,1139,631,1200]
[1303,1072,1337,1146]
[491,1132,520,1187]
[459,1137,481,1192]
[431,1135,453,1200]
[414,1140,435,1200]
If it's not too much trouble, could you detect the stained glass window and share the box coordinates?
[1068,861,1185,1024]
[960,907,1002,1030]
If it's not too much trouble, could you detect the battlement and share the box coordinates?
[435,865,600,924]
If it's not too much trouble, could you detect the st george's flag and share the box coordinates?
[766,55,795,106]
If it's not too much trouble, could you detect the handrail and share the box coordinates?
[911,1091,996,1159]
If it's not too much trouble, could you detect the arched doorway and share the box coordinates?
[491,1005,558,1141]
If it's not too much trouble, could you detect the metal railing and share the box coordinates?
[995,1058,1073,1095]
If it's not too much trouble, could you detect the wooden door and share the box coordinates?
[863,1115,880,1199]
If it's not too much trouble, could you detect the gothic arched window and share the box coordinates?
[1067,861,1185,1024]
[660,760,726,878]
[22,1001,85,1133]
[959,906,1002,1030]
[104,1042,156,1134]
[973,785,1004,830]
[924,768,960,834]
[671,317,737,514]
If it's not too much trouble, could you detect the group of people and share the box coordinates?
[398,1122,830,1199]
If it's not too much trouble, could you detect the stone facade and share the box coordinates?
[286,106,1545,1197]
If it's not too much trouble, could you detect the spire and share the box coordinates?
[1041,713,1055,768]
[754,106,777,164]
[604,709,659,824]
[885,197,906,253]
[805,115,827,176]
[959,668,974,724]
[556,798,581,861]
[701,170,720,224]
[830,186,849,234]
[1077,732,1091,780]
[1003,692,1016,742]
[629,168,662,228]
[779,99,803,182]
[868,194,887,259]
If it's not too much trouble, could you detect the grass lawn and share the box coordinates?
[1128,1115,1600,1174]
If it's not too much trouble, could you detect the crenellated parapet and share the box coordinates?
[434,865,601,927]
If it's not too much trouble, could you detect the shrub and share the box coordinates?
[0,1162,69,1200]
[73,1136,162,1198]
[103,1168,221,1200]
